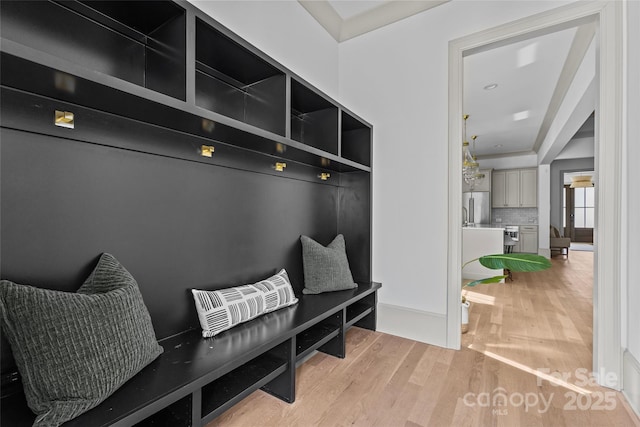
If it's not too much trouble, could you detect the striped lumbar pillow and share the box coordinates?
[191,269,298,338]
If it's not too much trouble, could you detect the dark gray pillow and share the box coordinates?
[0,253,163,427]
[300,234,357,294]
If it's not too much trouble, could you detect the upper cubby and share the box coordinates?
[0,0,371,174]
[290,79,339,155]
[341,111,372,168]
[0,0,186,101]
[195,18,286,137]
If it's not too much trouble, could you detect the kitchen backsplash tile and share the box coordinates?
[492,207,538,225]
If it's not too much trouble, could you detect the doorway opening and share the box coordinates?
[447,2,624,389]
[563,171,595,244]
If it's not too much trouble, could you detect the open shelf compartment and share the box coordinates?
[341,110,372,168]
[346,303,373,328]
[346,292,376,330]
[200,342,289,424]
[295,311,343,363]
[0,0,186,101]
[291,79,339,155]
[135,393,193,427]
[195,18,286,137]
[296,322,340,362]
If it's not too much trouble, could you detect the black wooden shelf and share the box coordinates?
[296,323,340,361]
[342,110,372,168]
[200,352,288,424]
[1,0,186,101]
[291,79,339,155]
[134,394,193,427]
[346,303,374,328]
[195,17,286,137]
[0,0,372,174]
[0,44,368,174]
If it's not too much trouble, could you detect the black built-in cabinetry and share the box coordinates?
[1,0,371,173]
[0,1,375,426]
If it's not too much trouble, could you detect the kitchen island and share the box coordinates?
[462,225,505,281]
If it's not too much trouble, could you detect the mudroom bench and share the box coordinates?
[1,0,375,425]
[1,282,380,426]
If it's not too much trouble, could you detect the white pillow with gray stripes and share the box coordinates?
[191,269,298,338]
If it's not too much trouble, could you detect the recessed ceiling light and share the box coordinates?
[483,83,498,90]
[513,110,530,121]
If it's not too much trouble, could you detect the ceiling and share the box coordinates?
[464,27,576,158]
[300,1,596,161]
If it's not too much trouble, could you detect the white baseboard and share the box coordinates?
[376,303,448,348]
[623,350,640,418]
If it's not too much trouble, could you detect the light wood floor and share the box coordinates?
[207,251,640,426]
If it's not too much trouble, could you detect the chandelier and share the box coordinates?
[462,114,484,187]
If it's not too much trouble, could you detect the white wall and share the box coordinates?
[624,0,640,416]
[555,136,595,159]
[187,0,339,99]
[626,0,640,361]
[538,164,550,256]
[338,1,571,328]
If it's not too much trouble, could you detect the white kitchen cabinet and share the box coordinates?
[518,225,538,253]
[462,168,492,192]
[492,170,506,208]
[519,169,537,207]
[505,170,521,206]
[492,168,537,208]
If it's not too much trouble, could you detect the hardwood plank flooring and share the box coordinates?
[207,251,639,426]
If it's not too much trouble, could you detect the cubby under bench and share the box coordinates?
[1,282,380,427]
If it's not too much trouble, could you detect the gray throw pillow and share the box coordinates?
[0,253,163,427]
[300,234,357,294]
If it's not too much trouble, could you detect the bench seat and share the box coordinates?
[1,282,380,427]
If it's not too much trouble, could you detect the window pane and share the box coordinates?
[563,188,566,208]
[574,208,585,228]
[585,207,595,228]
[585,187,595,207]
[563,208,566,227]
[575,188,585,207]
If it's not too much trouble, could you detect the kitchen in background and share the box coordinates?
[462,167,540,254]
[462,191,491,225]
[492,207,538,225]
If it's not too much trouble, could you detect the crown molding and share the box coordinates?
[298,0,450,42]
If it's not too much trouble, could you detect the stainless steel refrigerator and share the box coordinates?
[463,191,491,225]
